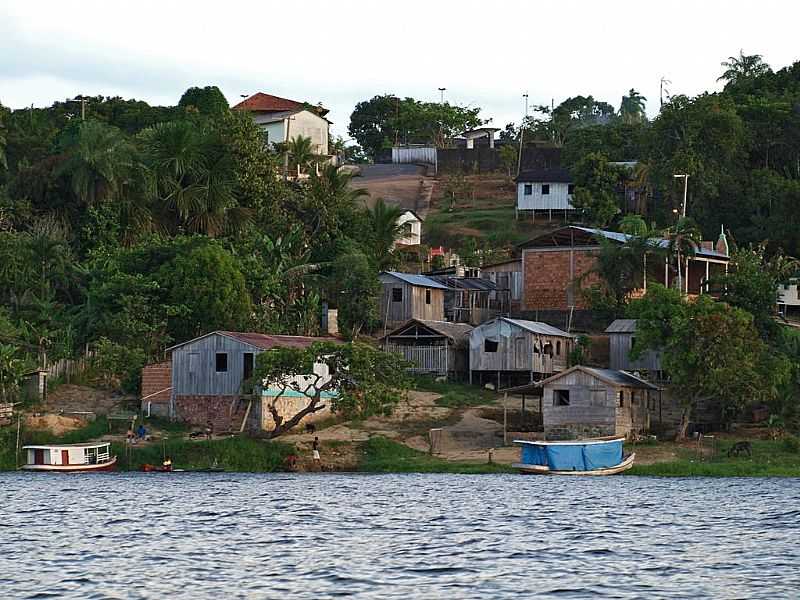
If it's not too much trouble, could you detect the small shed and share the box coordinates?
[538,366,658,440]
[379,272,448,328]
[469,317,574,387]
[605,319,662,375]
[381,319,473,376]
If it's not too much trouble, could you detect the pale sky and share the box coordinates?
[1,0,798,139]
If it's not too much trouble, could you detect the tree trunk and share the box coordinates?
[266,393,327,439]
[676,406,690,441]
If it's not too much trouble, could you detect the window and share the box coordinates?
[533,344,540,354]
[543,342,553,356]
[568,184,575,195]
[554,389,570,406]
[618,390,625,407]
[215,352,228,373]
[541,184,550,195]
[484,340,499,353]
[425,289,431,305]
[243,352,254,380]
[524,183,532,195]
[556,341,561,356]
[392,287,403,302]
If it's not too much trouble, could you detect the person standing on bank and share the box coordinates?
[312,437,321,466]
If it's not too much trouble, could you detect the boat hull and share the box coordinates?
[22,456,118,472]
[513,452,635,475]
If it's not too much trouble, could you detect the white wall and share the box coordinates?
[259,120,286,147]
[779,282,800,306]
[287,110,329,155]
[396,211,422,246]
[517,181,574,211]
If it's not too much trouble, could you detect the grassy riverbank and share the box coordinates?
[628,438,800,477]
[359,437,514,474]
[113,436,293,472]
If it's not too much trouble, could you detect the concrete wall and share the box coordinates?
[522,248,601,311]
[174,394,250,432]
[517,181,574,211]
[287,110,329,155]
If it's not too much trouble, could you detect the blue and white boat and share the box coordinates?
[512,437,635,475]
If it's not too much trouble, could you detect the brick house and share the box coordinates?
[155,331,339,433]
[519,226,730,312]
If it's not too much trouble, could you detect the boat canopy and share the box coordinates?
[516,438,623,471]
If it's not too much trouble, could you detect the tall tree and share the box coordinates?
[718,51,771,85]
[619,89,647,125]
[178,86,230,117]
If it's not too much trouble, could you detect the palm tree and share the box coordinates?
[718,51,770,84]
[619,89,647,125]
[667,217,702,293]
[138,121,249,237]
[25,216,71,300]
[58,120,134,205]
[364,198,406,270]
[287,135,316,176]
[0,343,24,402]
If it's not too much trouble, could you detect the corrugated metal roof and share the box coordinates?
[503,318,573,338]
[167,331,340,352]
[381,319,473,343]
[382,271,451,289]
[575,227,730,259]
[580,367,659,390]
[515,167,572,183]
[604,319,638,333]
[428,276,497,291]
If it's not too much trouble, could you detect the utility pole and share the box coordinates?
[438,87,446,104]
[517,93,528,177]
[68,97,88,121]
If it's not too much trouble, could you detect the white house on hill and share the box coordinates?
[395,210,423,246]
[234,92,330,156]
[516,167,575,218]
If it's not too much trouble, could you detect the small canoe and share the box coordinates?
[513,437,635,475]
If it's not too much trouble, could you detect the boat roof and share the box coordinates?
[23,442,110,450]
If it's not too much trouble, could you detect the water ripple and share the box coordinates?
[1,473,799,598]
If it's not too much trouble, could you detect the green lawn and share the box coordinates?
[412,376,497,408]
[424,205,551,248]
[358,436,514,474]
[628,438,800,477]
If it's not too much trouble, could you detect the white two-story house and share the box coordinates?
[515,167,575,219]
[234,92,330,156]
[395,210,423,246]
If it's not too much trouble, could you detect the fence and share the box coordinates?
[392,146,437,168]
[45,352,94,383]
[385,344,450,375]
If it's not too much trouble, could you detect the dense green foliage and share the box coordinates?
[348,95,484,157]
[0,91,409,393]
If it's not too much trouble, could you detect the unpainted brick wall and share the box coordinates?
[141,362,172,412]
[522,249,601,311]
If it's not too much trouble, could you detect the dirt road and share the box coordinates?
[351,164,433,216]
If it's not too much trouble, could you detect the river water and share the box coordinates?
[1,473,799,599]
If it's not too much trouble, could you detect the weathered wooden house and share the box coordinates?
[605,319,663,376]
[469,317,574,387]
[481,258,522,313]
[515,167,575,219]
[163,331,339,433]
[428,275,508,325]
[538,366,658,439]
[379,272,448,328]
[380,319,473,377]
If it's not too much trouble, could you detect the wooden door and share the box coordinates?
[61,450,70,466]
[34,449,45,465]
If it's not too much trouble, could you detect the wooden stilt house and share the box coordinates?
[381,319,473,377]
